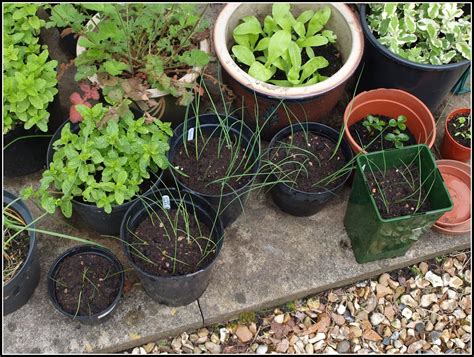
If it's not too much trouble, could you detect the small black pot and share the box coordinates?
[59,31,78,57]
[4,93,62,177]
[167,113,261,228]
[267,122,354,216]
[358,4,471,111]
[47,245,124,325]
[3,191,41,315]
[46,120,162,236]
[121,188,224,306]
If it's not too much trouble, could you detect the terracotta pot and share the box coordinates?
[214,3,364,140]
[440,108,471,162]
[434,160,471,235]
[343,88,436,154]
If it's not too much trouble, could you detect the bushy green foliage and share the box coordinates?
[367,3,471,65]
[23,102,173,216]
[231,3,337,87]
[46,3,210,106]
[3,4,58,134]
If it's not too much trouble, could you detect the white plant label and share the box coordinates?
[187,128,195,141]
[162,195,171,210]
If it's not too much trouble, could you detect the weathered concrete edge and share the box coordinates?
[199,240,471,326]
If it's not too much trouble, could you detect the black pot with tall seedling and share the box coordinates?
[262,122,354,216]
[47,245,125,325]
[120,188,224,306]
[344,144,453,263]
[167,113,261,227]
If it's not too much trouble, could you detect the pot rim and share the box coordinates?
[76,12,210,99]
[444,108,472,152]
[3,191,36,289]
[267,122,353,195]
[47,244,125,321]
[121,188,225,282]
[343,88,436,153]
[359,4,471,71]
[214,3,364,99]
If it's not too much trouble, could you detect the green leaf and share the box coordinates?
[248,62,275,82]
[288,41,301,70]
[293,22,306,38]
[299,35,329,48]
[272,3,291,20]
[267,30,292,65]
[233,16,262,36]
[254,37,270,51]
[296,10,314,24]
[232,45,255,66]
[300,56,329,82]
[102,60,130,76]
[307,7,331,37]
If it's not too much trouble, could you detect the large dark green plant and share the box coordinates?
[46,3,210,107]
[3,4,58,134]
[231,3,337,86]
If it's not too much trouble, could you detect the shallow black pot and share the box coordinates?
[3,191,41,315]
[268,122,354,217]
[47,245,124,325]
[47,120,162,235]
[167,113,261,228]
[4,94,62,177]
[358,4,471,111]
[120,188,224,306]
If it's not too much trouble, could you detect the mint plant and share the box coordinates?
[231,3,337,86]
[69,83,101,123]
[24,101,173,216]
[46,3,210,108]
[367,3,471,65]
[3,4,58,134]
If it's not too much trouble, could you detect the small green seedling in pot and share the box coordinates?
[385,130,410,148]
[388,115,407,131]
[453,114,471,140]
[362,114,386,134]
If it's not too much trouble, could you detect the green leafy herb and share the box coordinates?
[231,3,337,87]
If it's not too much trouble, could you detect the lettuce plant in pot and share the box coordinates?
[343,88,437,154]
[66,3,211,126]
[358,3,471,111]
[47,245,125,325]
[22,100,173,235]
[214,3,364,139]
[440,108,471,162]
[344,144,453,264]
[261,122,354,216]
[120,188,224,306]
[3,191,40,315]
[3,3,60,177]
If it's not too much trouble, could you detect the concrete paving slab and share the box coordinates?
[4,174,204,354]
[198,190,471,325]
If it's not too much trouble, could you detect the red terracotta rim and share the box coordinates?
[432,221,471,235]
[435,161,471,228]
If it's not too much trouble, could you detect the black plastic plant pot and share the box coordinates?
[47,245,125,325]
[3,191,41,315]
[358,5,471,112]
[120,188,225,306]
[167,113,261,228]
[267,122,354,217]
[4,94,62,177]
[46,120,162,236]
[344,144,453,264]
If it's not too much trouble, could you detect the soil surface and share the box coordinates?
[349,115,417,152]
[269,132,347,192]
[130,207,217,276]
[172,135,253,195]
[235,43,343,84]
[54,253,121,316]
[365,166,433,219]
[3,208,30,285]
[447,113,471,148]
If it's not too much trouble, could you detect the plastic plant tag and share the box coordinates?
[162,195,171,210]
[187,128,195,141]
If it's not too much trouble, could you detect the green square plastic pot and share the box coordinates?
[344,144,453,264]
